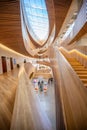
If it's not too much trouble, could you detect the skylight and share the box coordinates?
[22,0,49,44]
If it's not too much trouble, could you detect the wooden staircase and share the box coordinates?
[65,58,87,88]
[50,47,87,129]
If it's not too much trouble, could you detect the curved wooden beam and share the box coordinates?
[0,1,30,56]
[11,63,53,130]
[48,46,87,129]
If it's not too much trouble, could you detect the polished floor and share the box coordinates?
[33,81,56,130]
[0,68,19,130]
[0,67,56,130]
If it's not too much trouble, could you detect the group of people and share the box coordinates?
[33,78,53,92]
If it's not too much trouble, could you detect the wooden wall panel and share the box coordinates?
[0,1,29,56]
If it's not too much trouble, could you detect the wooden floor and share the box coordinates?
[1,59,87,130]
[33,82,56,130]
[0,65,56,130]
[0,68,19,130]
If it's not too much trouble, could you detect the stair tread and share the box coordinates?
[75,70,87,72]
[81,78,87,80]
[84,84,87,87]
[78,74,87,76]
[74,68,87,70]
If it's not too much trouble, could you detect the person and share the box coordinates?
[39,80,44,91]
[24,59,26,63]
[38,81,40,87]
[17,64,20,68]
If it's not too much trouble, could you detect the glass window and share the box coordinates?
[22,0,49,42]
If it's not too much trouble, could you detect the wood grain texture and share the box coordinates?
[0,0,72,56]
[48,46,87,130]
[0,1,29,56]
[48,47,65,130]
[0,68,18,130]
[60,47,87,88]
[10,63,53,130]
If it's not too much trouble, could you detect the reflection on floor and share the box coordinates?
[0,68,19,130]
[33,81,56,130]
[0,67,56,130]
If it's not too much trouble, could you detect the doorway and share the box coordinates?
[10,58,13,70]
[1,56,7,73]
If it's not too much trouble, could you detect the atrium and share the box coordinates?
[0,0,87,130]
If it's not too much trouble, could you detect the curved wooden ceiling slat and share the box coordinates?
[53,0,72,37]
[21,0,55,48]
[0,0,72,57]
[0,0,30,56]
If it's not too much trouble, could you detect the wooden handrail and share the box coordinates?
[59,47,87,67]
[10,63,53,130]
[48,46,87,130]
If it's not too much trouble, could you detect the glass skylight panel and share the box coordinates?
[27,15,48,22]
[23,0,49,43]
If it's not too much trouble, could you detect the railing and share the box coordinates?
[59,47,87,67]
[10,62,53,130]
[48,46,87,130]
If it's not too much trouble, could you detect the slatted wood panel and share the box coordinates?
[0,68,18,130]
[0,1,29,56]
[0,0,72,56]
[53,0,72,37]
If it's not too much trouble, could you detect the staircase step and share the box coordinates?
[72,65,84,68]
[76,71,87,74]
[74,68,87,71]
[70,63,81,65]
[63,53,87,88]
[84,84,87,87]
[73,67,85,70]
[81,79,87,83]
[78,75,87,78]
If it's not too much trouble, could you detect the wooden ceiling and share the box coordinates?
[0,0,29,56]
[0,0,72,57]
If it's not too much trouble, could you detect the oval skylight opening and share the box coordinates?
[22,0,49,44]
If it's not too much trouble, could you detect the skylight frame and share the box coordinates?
[22,0,49,44]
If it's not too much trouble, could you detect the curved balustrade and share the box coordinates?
[48,46,87,130]
[59,47,87,67]
[10,63,53,130]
